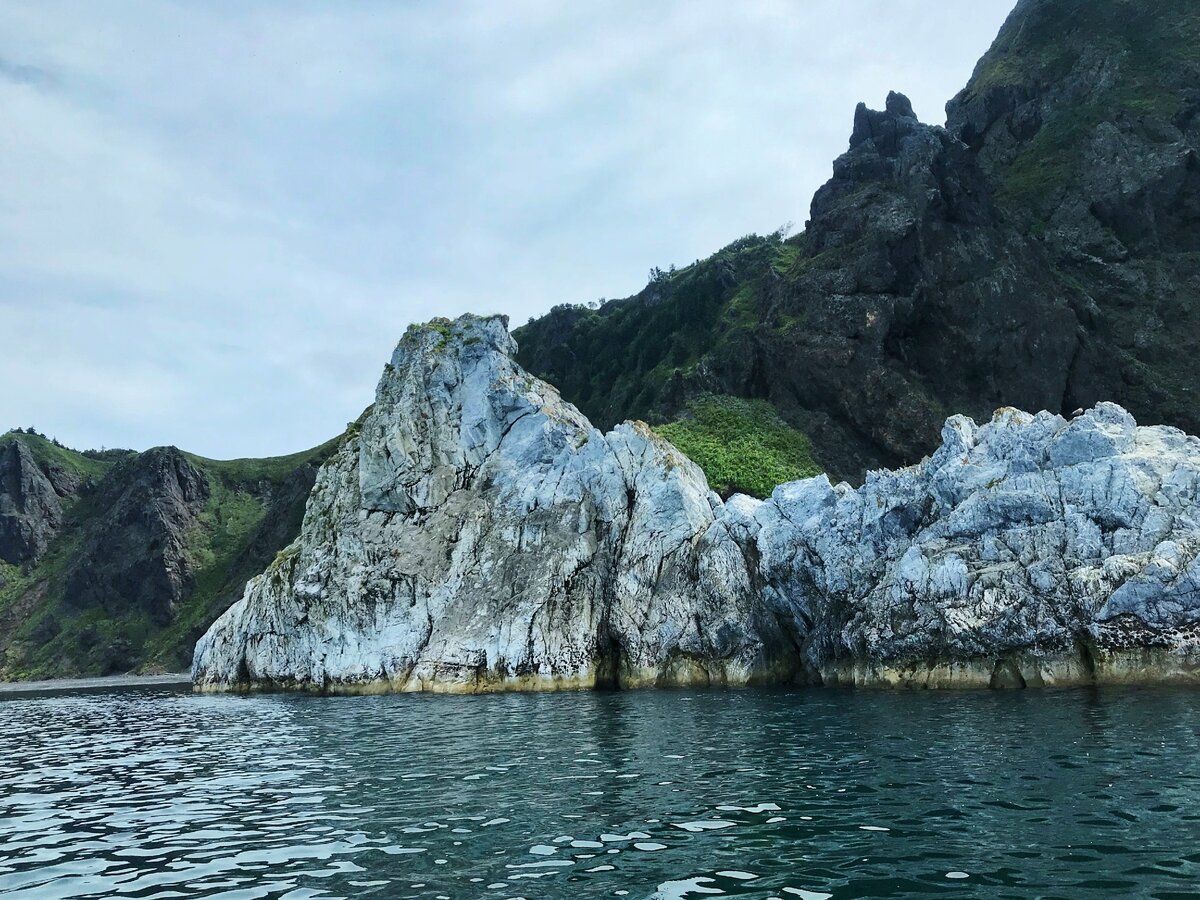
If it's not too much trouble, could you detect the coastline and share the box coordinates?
[0,672,192,695]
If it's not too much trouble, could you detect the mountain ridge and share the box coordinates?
[516,0,1200,487]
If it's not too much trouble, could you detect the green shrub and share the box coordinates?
[654,395,821,499]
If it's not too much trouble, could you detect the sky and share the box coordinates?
[1,0,1018,459]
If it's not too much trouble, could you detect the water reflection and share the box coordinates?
[1,685,1198,898]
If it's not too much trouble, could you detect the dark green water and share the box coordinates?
[1,685,1198,899]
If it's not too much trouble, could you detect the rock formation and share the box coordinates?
[0,439,80,565]
[62,447,210,626]
[194,315,1200,692]
[0,431,335,680]
[194,315,796,692]
[514,0,1200,485]
[18,0,1200,685]
[749,403,1200,687]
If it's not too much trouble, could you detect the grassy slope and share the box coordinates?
[0,433,340,679]
[654,395,821,499]
[0,429,122,481]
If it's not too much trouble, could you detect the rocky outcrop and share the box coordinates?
[748,403,1200,687]
[0,438,81,565]
[945,0,1200,436]
[63,447,209,625]
[0,430,340,680]
[194,315,795,692]
[765,89,1078,472]
[194,316,1200,692]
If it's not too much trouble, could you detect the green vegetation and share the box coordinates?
[996,103,1101,213]
[139,481,267,671]
[0,429,123,482]
[972,0,1200,95]
[0,434,341,679]
[514,232,796,428]
[0,432,135,678]
[183,435,339,485]
[514,231,828,494]
[654,395,821,499]
[428,318,454,349]
[0,493,117,679]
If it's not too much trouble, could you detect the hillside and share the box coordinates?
[0,429,339,678]
[516,0,1200,487]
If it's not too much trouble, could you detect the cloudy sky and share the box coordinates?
[2,0,1017,459]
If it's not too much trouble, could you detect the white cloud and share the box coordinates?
[0,0,1017,457]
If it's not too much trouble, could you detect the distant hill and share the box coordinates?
[0,429,340,678]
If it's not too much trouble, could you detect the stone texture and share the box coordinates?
[194,317,1200,692]
[749,403,1200,686]
[945,0,1200,437]
[64,447,210,626]
[0,439,79,565]
[194,316,795,692]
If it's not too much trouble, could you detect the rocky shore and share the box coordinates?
[193,315,1200,692]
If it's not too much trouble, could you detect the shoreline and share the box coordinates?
[0,672,192,695]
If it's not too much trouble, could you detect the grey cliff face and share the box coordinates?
[749,403,1200,687]
[194,315,794,692]
[194,316,1200,693]
[0,439,79,565]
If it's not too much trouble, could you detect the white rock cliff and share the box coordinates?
[193,314,1200,691]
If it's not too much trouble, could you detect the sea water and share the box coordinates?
[1,683,1198,898]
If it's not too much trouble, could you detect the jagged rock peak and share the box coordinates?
[850,91,923,151]
[885,90,916,118]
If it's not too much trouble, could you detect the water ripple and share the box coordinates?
[1,685,1199,898]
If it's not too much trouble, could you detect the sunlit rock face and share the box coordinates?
[194,315,1200,693]
[193,315,796,692]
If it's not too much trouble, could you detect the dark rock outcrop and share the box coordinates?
[756,88,1078,473]
[945,0,1200,435]
[515,0,1200,485]
[0,439,80,564]
[63,447,209,625]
